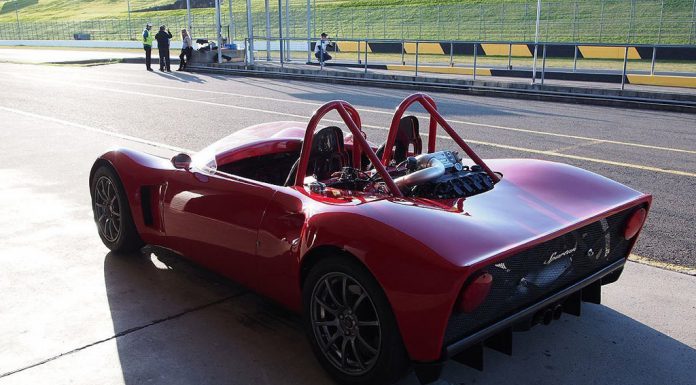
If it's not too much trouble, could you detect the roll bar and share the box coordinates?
[382,93,500,183]
[294,101,404,197]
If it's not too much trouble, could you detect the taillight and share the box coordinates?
[624,208,647,240]
[456,272,493,313]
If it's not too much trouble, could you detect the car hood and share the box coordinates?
[347,158,649,269]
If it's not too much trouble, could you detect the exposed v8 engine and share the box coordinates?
[396,151,495,199]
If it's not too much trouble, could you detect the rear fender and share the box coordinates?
[299,212,468,362]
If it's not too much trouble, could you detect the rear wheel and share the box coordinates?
[91,166,144,253]
[303,256,409,385]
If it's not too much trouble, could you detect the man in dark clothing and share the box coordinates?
[155,25,173,72]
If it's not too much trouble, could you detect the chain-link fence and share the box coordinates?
[0,0,694,45]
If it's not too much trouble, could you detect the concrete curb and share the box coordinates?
[187,64,696,113]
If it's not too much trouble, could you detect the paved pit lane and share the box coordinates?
[0,61,694,385]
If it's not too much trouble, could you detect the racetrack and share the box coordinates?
[0,61,694,385]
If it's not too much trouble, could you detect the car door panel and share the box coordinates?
[163,170,276,287]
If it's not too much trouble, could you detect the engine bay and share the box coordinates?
[315,150,495,200]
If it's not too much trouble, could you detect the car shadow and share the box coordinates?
[105,250,696,385]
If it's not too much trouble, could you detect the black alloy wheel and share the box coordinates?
[94,175,121,243]
[91,166,144,253]
[303,256,409,385]
[310,272,382,375]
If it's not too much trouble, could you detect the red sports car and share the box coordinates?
[90,93,650,385]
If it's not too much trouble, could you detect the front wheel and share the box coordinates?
[91,166,144,253]
[303,256,409,385]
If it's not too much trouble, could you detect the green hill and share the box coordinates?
[0,0,693,44]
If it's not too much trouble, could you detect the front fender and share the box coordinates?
[91,148,175,243]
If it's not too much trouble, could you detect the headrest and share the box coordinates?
[311,126,345,155]
[394,116,422,162]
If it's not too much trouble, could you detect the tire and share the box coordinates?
[90,166,144,253]
[303,255,410,385]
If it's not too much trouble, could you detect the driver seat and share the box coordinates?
[284,126,348,186]
[375,116,423,165]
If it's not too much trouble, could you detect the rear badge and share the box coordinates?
[544,243,577,265]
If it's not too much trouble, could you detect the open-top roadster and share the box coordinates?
[90,93,650,384]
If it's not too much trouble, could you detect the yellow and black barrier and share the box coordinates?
[318,41,696,61]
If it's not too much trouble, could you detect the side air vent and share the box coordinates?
[140,186,154,226]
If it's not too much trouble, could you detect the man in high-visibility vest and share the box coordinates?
[142,23,154,71]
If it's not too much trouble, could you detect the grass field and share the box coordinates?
[0,0,694,44]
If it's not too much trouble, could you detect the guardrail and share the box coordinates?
[240,37,696,90]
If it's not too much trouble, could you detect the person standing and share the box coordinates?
[178,29,193,71]
[142,23,154,71]
[155,25,173,72]
[314,33,334,64]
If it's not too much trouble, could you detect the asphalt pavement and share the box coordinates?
[0,60,694,385]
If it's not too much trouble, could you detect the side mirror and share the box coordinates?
[171,153,192,170]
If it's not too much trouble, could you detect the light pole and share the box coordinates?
[265,0,271,61]
[186,0,192,37]
[285,0,290,60]
[306,0,311,63]
[228,0,234,43]
[126,0,133,40]
[246,0,254,64]
[531,0,541,84]
[214,0,223,63]
[278,0,284,64]
[14,1,20,39]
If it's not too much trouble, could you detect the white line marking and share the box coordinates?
[2,75,694,178]
[20,73,695,155]
[0,106,193,153]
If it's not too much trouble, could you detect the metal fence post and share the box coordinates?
[364,39,368,74]
[573,45,578,72]
[415,41,419,76]
[244,37,249,66]
[541,44,547,85]
[473,43,478,81]
[450,41,454,67]
[357,40,361,64]
[621,46,629,90]
[651,46,657,75]
[507,42,512,70]
[402,40,406,65]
